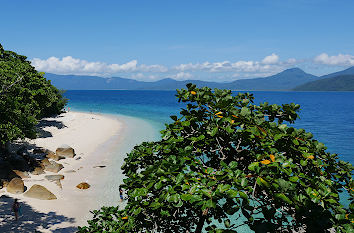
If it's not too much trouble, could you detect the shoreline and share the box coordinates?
[0,111,124,232]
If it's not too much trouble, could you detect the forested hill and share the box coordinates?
[45,68,319,91]
[293,75,354,91]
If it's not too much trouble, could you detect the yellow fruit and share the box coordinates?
[308,155,315,160]
[261,160,271,165]
[190,91,197,95]
[122,216,128,219]
[269,154,275,162]
[232,115,238,118]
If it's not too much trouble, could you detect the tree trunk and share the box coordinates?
[195,214,207,233]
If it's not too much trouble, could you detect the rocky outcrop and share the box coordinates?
[41,158,51,167]
[24,184,57,200]
[44,160,64,173]
[76,182,90,189]
[45,175,64,189]
[7,178,25,194]
[12,170,30,179]
[56,145,75,158]
[46,151,64,161]
[44,175,64,181]
[31,167,45,175]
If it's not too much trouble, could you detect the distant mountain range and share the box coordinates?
[45,66,354,91]
[293,75,354,91]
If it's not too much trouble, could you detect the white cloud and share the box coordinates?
[173,54,292,75]
[262,53,279,64]
[31,56,168,76]
[30,53,304,81]
[168,72,193,80]
[314,53,354,66]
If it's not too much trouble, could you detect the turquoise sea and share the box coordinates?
[64,90,354,231]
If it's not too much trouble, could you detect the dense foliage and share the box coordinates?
[0,43,67,147]
[79,84,353,232]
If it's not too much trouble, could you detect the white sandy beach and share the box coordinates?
[0,111,124,232]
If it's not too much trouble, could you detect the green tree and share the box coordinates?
[0,43,67,149]
[79,84,353,232]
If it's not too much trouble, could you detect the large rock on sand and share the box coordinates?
[7,178,25,194]
[45,175,64,181]
[24,184,57,200]
[41,158,51,167]
[76,182,90,189]
[12,170,30,179]
[46,151,64,161]
[31,167,45,175]
[44,161,64,173]
[56,145,75,158]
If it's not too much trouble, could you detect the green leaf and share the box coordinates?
[176,173,184,184]
[154,181,163,190]
[181,193,192,201]
[300,160,308,166]
[229,161,238,169]
[275,193,292,204]
[224,219,231,228]
[205,199,216,208]
[248,162,259,171]
[289,176,299,182]
[181,121,190,126]
[256,177,270,187]
[238,191,248,200]
[240,107,251,116]
[227,189,238,198]
[210,127,218,136]
[240,177,248,187]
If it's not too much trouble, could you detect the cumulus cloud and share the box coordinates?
[168,72,193,80]
[314,53,354,66]
[173,54,294,75]
[262,53,279,64]
[31,56,168,76]
[30,53,303,81]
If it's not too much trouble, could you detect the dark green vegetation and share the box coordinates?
[46,66,354,91]
[293,75,354,91]
[0,44,67,149]
[79,84,353,232]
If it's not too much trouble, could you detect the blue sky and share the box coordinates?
[1,0,354,81]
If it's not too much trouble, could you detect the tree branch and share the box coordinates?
[0,75,23,95]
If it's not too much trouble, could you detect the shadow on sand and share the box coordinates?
[36,119,67,139]
[0,195,77,233]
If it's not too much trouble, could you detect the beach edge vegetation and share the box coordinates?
[0,44,67,151]
[79,84,353,232]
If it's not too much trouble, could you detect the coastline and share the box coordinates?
[0,111,125,232]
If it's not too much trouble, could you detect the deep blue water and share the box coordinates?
[64,90,354,165]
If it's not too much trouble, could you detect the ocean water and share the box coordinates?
[64,90,354,230]
[65,90,354,165]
